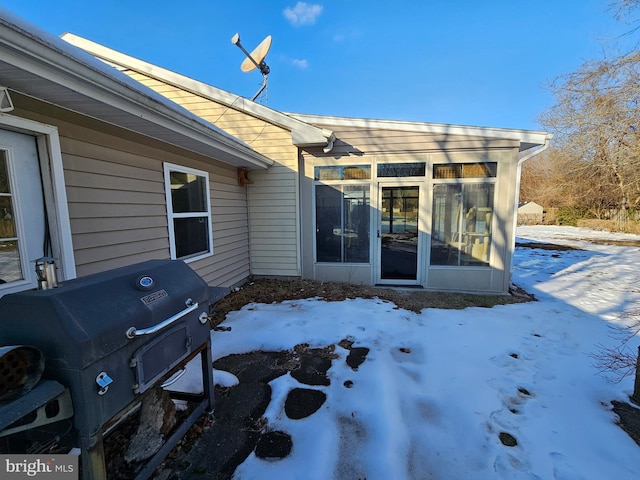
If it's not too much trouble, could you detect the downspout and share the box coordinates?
[509,134,552,286]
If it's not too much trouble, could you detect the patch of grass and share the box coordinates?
[578,219,640,236]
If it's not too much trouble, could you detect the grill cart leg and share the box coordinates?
[82,432,107,480]
[202,342,215,414]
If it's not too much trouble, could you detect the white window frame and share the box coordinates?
[312,162,372,265]
[163,162,214,263]
[429,161,498,268]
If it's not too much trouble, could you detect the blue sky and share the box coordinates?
[1,1,635,130]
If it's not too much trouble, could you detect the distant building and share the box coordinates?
[518,201,544,225]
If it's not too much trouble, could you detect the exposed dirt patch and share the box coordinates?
[208,278,535,328]
[517,238,640,249]
[254,430,292,459]
[566,238,640,247]
[284,388,327,420]
[515,241,584,251]
[289,344,336,386]
[612,400,640,447]
[499,431,518,447]
[345,347,370,371]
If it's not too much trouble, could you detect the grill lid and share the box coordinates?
[0,260,209,370]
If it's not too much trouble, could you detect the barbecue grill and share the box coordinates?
[0,259,216,479]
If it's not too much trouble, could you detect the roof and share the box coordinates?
[61,33,334,149]
[0,9,273,169]
[287,113,552,154]
[518,201,544,209]
[60,32,550,159]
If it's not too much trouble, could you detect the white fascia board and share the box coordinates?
[288,112,552,151]
[0,11,272,169]
[62,33,333,148]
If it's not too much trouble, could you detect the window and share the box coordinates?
[315,184,370,263]
[164,163,213,261]
[433,162,497,179]
[377,162,426,177]
[0,151,22,284]
[430,183,495,266]
[315,165,371,180]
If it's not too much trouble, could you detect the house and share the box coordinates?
[63,33,551,294]
[518,201,544,225]
[0,10,273,299]
[64,33,552,294]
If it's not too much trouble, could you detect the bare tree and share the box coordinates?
[539,50,640,214]
[520,148,577,208]
[530,1,640,217]
[611,0,640,28]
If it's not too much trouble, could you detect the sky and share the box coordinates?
[1,1,637,130]
[172,224,640,479]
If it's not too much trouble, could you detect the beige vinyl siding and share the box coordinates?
[13,98,252,287]
[61,137,169,274]
[246,165,300,276]
[124,70,303,277]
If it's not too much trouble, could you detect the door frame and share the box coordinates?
[375,180,424,286]
[0,114,75,296]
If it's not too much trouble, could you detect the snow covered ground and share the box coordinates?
[179,225,640,479]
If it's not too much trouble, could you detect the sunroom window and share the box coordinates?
[315,184,370,263]
[430,182,495,267]
[164,163,213,261]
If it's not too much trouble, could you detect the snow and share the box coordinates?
[175,225,640,479]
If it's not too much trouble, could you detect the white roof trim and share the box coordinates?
[287,113,552,152]
[0,9,272,169]
[61,33,333,148]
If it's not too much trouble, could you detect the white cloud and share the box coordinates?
[283,2,323,26]
[291,58,309,69]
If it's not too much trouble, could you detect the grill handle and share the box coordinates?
[160,367,187,388]
[126,299,199,339]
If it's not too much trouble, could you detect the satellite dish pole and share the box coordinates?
[231,33,271,102]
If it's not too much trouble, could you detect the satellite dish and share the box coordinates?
[240,35,272,73]
[231,33,271,102]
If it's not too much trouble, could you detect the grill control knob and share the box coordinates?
[96,372,113,395]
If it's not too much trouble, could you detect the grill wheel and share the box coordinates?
[0,350,29,396]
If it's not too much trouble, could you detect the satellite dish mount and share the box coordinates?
[231,33,271,102]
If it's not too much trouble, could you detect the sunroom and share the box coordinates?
[296,114,550,294]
